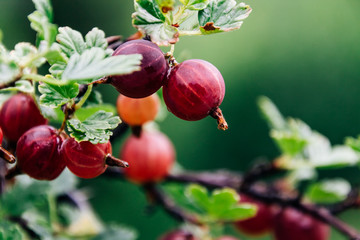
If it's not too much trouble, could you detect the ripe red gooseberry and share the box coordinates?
[0,93,47,143]
[273,207,330,240]
[110,39,168,98]
[234,194,274,236]
[116,93,160,126]
[62,138,128,179]
[0,127,2,144]
[159,229,196,240]
[163,59,228,130]
[121,131,175,183]
[217,236,240,240]
[12,125,65,180]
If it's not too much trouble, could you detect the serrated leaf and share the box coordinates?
[93,225,138,240]
[132,0,179,46]
[75,104,117,121]
[0,61,20,84]
[49,62,67,79]
[0,80,33,93]
[199,0,251,34]
[85,27,108,49]
[45,43,68,65]
[39,82,79,108]
[28,10,57,47]
[56,27,86,58]
[181,0,209,10]
[61,48,142,84]
[9,42,45,67]
[67,110,121,144]
[210,188,239,214]
[305,179,351,204]
[32,0,53,21]
[185,184,211,211]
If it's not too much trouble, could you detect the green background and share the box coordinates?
[1,0,360,239]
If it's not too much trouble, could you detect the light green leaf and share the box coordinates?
[271,129,308,156]
[62,48,142,84]
[258,96,286,130]
[216,204,257,221]
[0,222,24,240]
[49,62,67,79]
[181,0,209,10]
[32,0,53,21]
[0,61,20,84]
[39,82,79,108]
[346,136,360,152]
[45,43,68,65]
[85,27,108,49]
[9,42,45,67]
[185,184,211,211]
[0,80,33,93]
[199,0,252,34]
[93,225,138,240]
[133,0,179,45]
[210,188,239,214]
[75,104,117,121]
[56,27,86,58]
[28,10,57,47]
[305,179,351,204]
[67,110,121,144]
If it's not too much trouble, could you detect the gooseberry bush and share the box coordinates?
[0,0,360,240]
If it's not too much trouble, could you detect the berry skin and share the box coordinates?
[234,195,274,236]
[0,93,47,143]
[217,236,240,240]
[159,230,196,240]
[110,39,168,98]
[0,127,3,145]
[163,59,226,123]
[62,138,113,179]
[16,125,65,180]
[121,131,175,183]
[273,208,330,240]
[116,93,160,126]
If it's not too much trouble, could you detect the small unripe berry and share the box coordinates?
[163,59,227,129]
[121,131,175,183]
[0,94,47,142]
[110,39,168,98]
[16,125,65,180]
[234,195,274,236]
[273,208,330,240]
[116,93,160,126]
[159,230,196,240]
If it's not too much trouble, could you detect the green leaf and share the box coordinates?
[10,42,45,67]
[39,82,79,108]
[181,0,209,10]
[93,225,138,240]
[199,0,252,34]
[45,43,68,65]
[0,222,24,240]
[210,188,239,214]
[216,204,257,221]
[32,0,53,21]
[56,27,86,58]
[271,129,308,156]
[258,96,286,130]
[22,210,52,239]
[85,27,108,49]
[185,184,211,211]
[49,62,67,79]
[75,104,117,121]
[133,0,179,46]
[0,61,20,84]
[346,136,360,152]
[80,90,103,107]
[305,179,351,204]
[67,110,121,144]
[28,9,57,47]
[61,48,142,84]
[0,80,33,93]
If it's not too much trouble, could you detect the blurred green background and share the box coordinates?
[1,0,360,239]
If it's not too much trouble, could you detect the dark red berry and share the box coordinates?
[0,127,3,145]
[273,208,330,240]
[163,59,227,129]
[15,125,65,180]
[62,138,128,179]
[121,131,175,183]
[217,236,240,240]
[110,39,168,98]
[234,194,274,236]
[0,94,48,143]
[159,229,196,240]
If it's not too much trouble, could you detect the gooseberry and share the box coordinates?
[163,59,228,130]
[159,229,196,240]
[110,39,168,98]
[0,93,47,143]
[121,131,175,183]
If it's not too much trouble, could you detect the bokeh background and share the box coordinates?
[1,0,360,239]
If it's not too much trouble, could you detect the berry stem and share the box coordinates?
[75,84,93,110]
[105,154,129,168]
[210,107,229,130]
[131,125,142,138]
[5,166,22,180]
[0,146,16,164]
